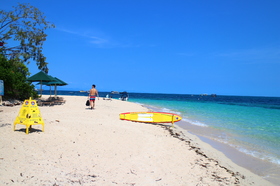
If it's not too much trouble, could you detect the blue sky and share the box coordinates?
[2,0,280,96]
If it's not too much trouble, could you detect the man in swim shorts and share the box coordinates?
[89,84,99,110]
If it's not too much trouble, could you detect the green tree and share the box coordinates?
[0,3,55,73]
[0,54,38,100]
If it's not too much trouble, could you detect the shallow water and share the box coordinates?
[126,93,280,185]
[127,94,280,166]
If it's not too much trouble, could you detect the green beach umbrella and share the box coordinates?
[38,79,61,97]
[38,76,67,97]
[26,71,55,96]
[46,77,68,97]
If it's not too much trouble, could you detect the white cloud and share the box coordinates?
[89,36,108,44]
[213,47,280,64]
[56,27,108,46]
[55,27,148,48]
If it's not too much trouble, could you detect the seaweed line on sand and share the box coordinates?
[161,125,249,185]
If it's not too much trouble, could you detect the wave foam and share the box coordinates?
[182,118,208,127]
[236,146,280,165]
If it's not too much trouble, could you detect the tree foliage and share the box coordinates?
[0,54,38,100]
[0,3,55,73]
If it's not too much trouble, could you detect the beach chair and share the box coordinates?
[37,97,54,106]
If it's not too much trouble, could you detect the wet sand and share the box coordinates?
[0,95,274,185]
[177,120,280,185]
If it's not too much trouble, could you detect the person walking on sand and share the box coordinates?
[89,84,99,110]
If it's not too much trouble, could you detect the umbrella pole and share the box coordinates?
[40,80,42,97]
[55,85,57,98]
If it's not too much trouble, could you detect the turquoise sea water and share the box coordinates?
[43,91,280,170]
[128,94,280,166]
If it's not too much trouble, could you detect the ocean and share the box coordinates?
[41,90,280,183]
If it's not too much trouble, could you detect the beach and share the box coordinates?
[0,95,274,185]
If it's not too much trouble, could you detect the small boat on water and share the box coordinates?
[110,91,119,94]
[110,91,129,101]
[119,91,129,101]
[79,90,87,92]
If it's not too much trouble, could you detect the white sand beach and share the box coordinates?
[0,95,274,185]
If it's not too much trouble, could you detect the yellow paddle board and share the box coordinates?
[119,112,182,123]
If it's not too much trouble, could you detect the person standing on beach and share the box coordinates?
[89,84,99,110]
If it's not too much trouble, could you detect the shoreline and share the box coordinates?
[142,102,280,185]
[0,95,274,185]
[180,124,280,185]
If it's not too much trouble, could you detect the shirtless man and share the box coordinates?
[89,84,99,109]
